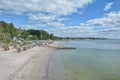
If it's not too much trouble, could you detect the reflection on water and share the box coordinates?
[49,40,120,80]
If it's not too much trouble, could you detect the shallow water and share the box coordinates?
[49,40,120,80]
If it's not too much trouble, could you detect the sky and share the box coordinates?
[0,0,120,39]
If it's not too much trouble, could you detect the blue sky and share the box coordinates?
[0,0,120,38]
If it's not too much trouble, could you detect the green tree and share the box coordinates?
[7,23,17,38]
[29,35,38,40]
[0,21,8,33]
[20,31,30,40]
[0,22,11,43]
[50,33,54,40]
[27,29,40,39]
[40,30,49,40]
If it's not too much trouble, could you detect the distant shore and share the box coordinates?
[0,41,61,80]
[57,37,108,40]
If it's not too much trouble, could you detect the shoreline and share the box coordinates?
[0,41,61,80]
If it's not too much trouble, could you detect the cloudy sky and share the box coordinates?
[0,0,120,39]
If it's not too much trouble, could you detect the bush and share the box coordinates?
[29,35,38,40]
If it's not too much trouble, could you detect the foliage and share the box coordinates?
[50,33,54,40]
[27,29,55,40]
[27,29,40,39]
[40,30,49,40]
[0,20,57,43]
[7,23,17,38]
[28,35,38,40]
[20,31,30,40]
[0,21,17,39]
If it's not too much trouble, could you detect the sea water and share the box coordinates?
[49,40,120,80]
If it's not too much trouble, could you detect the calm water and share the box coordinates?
[49,40,120,80]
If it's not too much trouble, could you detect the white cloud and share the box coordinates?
[82,11,120,28]
[0,0,93,16]
[28,13,70,23]
[28,13,56,22]
[98,28,120,33]
[97,28,120,38]
[19,10,120,39]
[0,0,93,29]
[49,25,96,37]
[53,11,120,38]
[78,11,120,38]
[47,22,65,27]
[104,2,114,11]
[21,24,36,29]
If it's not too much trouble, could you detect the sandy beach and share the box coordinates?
[0,41,60,80]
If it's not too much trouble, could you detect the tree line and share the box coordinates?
[0,21,58,43]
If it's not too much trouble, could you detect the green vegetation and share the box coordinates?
[27,29,58,40]
[0,21,17,43]
[0,21,57,44]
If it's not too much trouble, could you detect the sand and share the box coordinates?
[0,41,60,80]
